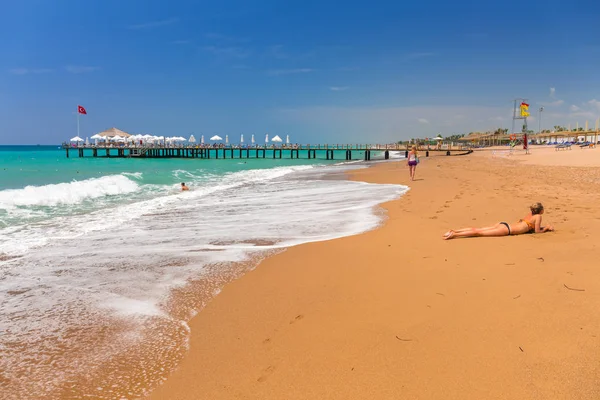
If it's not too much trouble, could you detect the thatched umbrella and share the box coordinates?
[96,127,132,138]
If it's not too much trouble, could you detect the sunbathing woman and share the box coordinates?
[443,202,554,240]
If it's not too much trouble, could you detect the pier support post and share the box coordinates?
[66,149,69,158]
[426,150,429,157]
[446,150,450,156]
[384,150,389,160]
[405,150,408,158]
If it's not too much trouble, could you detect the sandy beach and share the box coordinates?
[149,147,600,400]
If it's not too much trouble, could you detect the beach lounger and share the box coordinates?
[555,144,571,151]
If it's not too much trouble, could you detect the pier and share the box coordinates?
[62,144,473,161]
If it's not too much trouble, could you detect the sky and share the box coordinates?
[1,0,600,145]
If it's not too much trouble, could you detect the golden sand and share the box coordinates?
[150,149,600,399]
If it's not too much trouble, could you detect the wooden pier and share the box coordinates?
[62,145,473,161]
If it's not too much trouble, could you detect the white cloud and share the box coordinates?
[65,66,100,74]
[128,18,178,30]
[9,68,53,75]
[550,87,556,97]
[267,68,314,76]
[274,105,519,142]
[570,105,580,112]
[588,99,600,111]
[203,46,250,58]
[330,86,348,91]
[418,118,430,124]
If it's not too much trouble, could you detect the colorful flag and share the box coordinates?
[520,102,529,117]
[78,105,87,115]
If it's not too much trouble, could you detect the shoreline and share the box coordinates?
[149,151,600,399]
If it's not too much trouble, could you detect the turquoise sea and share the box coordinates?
[0,145,408,399]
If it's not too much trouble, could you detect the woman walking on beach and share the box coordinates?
[407,146,419,181]
[443,202,554,240]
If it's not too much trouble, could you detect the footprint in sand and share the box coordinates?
[257,365,276,382]
[290,314,304,324]
[262,338,271,344]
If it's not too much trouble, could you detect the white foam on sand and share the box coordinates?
[0,162,408,399]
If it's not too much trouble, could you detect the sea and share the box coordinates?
[0,145,409,399]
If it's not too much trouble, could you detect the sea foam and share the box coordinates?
[0,162,408,399]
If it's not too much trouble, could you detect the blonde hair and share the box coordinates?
[410,145,418,155]
[530,202,544,215]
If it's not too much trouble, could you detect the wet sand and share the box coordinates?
[150,151,600,399]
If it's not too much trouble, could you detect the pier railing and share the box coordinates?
[61,143,473,160]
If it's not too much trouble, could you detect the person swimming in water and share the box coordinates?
[181,182,189,191]
[442,202,554,240]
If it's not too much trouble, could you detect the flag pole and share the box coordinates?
[77,106,80,138]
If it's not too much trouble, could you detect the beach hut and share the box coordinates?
[96,127,132,138]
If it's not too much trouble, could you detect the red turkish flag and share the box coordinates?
[78,105,87,115]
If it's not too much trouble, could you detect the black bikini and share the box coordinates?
[499,222,511,235]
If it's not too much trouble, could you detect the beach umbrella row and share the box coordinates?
[76,132,292,144]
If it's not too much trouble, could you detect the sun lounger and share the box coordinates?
[555,144,571,151]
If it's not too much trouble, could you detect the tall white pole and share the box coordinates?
[77,107,80,137]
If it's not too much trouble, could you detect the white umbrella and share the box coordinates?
[225,135,229,144]
[265,133,269,143]
[90,134,102,140]
[251,134,255,144]
[70,136,84,142]
[178,136,186,141]
[85,137,89,145]
[271,135,282,142]
[210,135,223,141]
[189,135,196,143]
[112,135,123,141]
[286,134,290,144]
[240,134,244,143]
[435,136,443,141]
[201,135,204,144]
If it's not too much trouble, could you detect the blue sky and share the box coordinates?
[1,0,599,144]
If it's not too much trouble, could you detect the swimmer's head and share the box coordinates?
[181,182,185,186]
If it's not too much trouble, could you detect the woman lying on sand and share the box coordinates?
[443,202,554,240]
